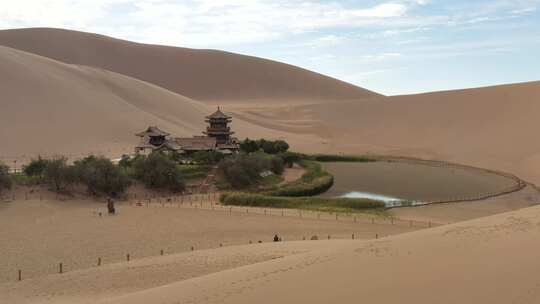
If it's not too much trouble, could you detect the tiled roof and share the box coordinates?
[135,126,170,137]
[206,107,232,120]
[175,136,217,151]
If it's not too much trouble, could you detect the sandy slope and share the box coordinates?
[2,201,537,304]
[0,45,317,161]
[229,81,540,184]
[2,28,540,188]
[92,204,540,304]
[0,28,380,103]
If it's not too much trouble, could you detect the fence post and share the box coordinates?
[59,263,63,274]
[160,249,164,256]
[126,254,130,262]
[352,233,355,240]
[375,233,378,239]
[191,246,194,251]
[18,269,22,281]
[97,257,102,266]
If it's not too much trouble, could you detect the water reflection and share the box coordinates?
[341,191,400,202]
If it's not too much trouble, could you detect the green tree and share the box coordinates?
[270,156,284,175]
[74,156,131,196]
[273,140,290,154]
[0,162,12,195]
[240,138,259,153]
[279,151,302,168]
[218,154,274,188]
[260,140,289,154]
[193,151,224,164]
[44,157,76,192]
[23,156,49,179]
[133,153,185,192]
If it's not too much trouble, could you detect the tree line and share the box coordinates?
[0,153,187,198]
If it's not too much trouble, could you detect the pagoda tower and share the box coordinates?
[203,107,234,145]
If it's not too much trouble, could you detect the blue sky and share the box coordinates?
[1,0,539,95]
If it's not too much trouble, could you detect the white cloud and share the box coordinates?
[0,1,419,47]
[351,3,408,18]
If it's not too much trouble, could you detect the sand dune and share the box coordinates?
[2,27,540,188]
[0,45,317,161]
[0,28,380,104]
[229,81,540,184]
[95,204,540,304]
[2,200,538,304]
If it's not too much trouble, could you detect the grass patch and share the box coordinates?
[10,173,41,186]
[261,160,333,197]
[307,154,375,162]
[178,165,211,180]
[220,192,385,212]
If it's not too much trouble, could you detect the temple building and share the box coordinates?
[135,108,240,155]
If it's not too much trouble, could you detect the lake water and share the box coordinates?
[319,161,517,203]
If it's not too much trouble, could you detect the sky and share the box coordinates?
[1,0,539,95]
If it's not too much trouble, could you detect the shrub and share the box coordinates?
[239,138,259,153]
[264,175,334,197]
[270,156,284,175]
[74,156,131,196]
[261,140,289,154]
[218,153,279,189]
[44,157,77,192]
[262,161,333,197]
[193,150,225,164]
[279,151,303,168]
[23,156,49,179]
[220,192,385,211]
[179,165,212,180]
[0,162,12,195]
[133,153,185,192]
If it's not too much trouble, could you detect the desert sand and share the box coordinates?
[0,28,380,103]
[95,203,540,304]
[2,27,540,303]
[2,29,540,189]
[1,198,539,304]
[0,45,318,164]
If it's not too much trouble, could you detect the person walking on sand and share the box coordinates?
[273,234,280,242]
[107,197,116,215]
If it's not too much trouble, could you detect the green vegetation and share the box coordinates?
[220,192,385,212]
[23,156,48,180]
[74,156,131,196]
[278,151,304,168]
[239,138,290,154]
[218,153,283,189]
[0,161,12,195]
[132,153,185,192]
[306,154,375,162]
[43,158,77,192]
[178,164,212,180]
[192,150,225,165]
[262,161,333,197]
